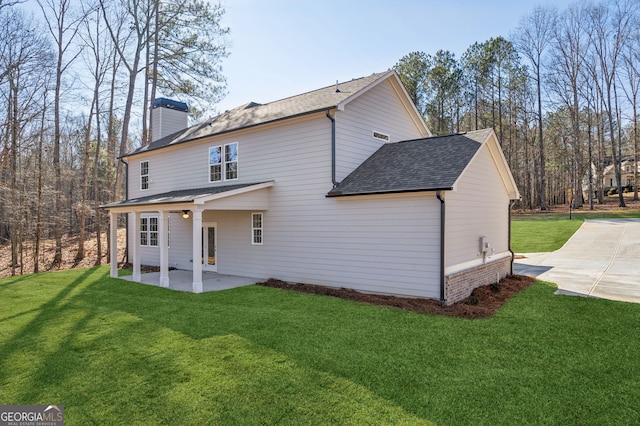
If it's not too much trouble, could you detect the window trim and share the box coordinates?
[140,160,149,190]
[251,212,263,245]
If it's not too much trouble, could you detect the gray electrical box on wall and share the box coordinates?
[480,236,490,254]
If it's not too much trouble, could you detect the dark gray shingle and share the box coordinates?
[327,130,492,197]
[128,72,390,156]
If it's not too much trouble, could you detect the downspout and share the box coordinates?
[119,157,129,265]
[325,109,338,187]
[508,200,515,275]
[436,191,446,305]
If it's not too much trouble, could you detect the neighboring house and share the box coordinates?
[582,158,637,198]
[104,70,520,305]
[603,159,637,188]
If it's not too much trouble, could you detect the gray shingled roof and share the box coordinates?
[102,182,270,208]
[127,71,391,157]
[327,129,493,197]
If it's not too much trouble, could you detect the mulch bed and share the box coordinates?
[257,275,536,318]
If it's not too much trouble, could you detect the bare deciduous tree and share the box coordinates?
[515,5,557,210]
[37,0,85,267]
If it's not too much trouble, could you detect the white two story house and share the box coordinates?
[104,70,520,305]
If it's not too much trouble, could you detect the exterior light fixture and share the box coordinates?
[182,210,190,219]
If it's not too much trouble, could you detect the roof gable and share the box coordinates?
[127,71,412,157]
[327,129,519,199]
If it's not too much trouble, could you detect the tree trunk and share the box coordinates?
[76,98,96,262]
[535,64,546,210]
[610,79,626,207]
[9,77,18,276]
[34,97,46,274]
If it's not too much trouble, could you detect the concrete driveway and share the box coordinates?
[514,218,640,303]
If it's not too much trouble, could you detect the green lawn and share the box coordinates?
[512,210,640,252]
[1,267,639,424]
[511,217,584,252]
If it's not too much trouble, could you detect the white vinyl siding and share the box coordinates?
[446,144,510,271]
[127,78,444,299]
[151,104,188,142]
[335,78,426,182]
[127,115,327,199]
[197,194,441,299]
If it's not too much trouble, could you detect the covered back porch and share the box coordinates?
[103,181,274,293]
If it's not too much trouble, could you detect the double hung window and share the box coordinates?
[225,143,238,180]
[209,142,238,182]
[209,147,222,182]
[252,213,263,245]
[140,216,158,247]
[141,161,149,190]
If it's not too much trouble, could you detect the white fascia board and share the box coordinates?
[104,202,196,214]
[484,132,521,200]
[193,181,275,205]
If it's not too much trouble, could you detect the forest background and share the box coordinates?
[1,0,639,276]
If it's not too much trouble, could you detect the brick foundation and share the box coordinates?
[444,256,512,305]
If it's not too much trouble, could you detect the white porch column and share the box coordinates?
[109,211,118,278]
[192,209,203,293]
[131,211,141,282]
[158,210,170,287]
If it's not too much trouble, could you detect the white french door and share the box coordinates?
[202,222,217,272]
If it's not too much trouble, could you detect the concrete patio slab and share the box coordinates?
[119,270,263,292]
[514,218,640,304]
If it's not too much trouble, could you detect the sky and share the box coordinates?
[216,0,576,113]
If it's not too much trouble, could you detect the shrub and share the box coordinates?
[465,295,479,305]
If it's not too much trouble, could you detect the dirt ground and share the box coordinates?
[0,229,127,279]
[257,275,536,318]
